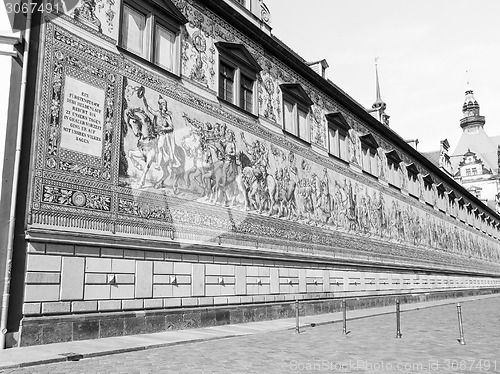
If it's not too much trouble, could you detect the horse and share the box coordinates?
[125,107,185,192]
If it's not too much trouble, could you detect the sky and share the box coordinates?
[264,0,500,152]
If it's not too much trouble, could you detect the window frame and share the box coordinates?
[385,150,402,188]
[216,42,262,115]
[280,84,313,144]
[326,112,350,162]
[359,134,379,177]
[119,0,186,75]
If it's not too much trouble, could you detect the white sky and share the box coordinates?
[264,0,500,152]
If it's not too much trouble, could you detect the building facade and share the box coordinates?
[1,0,500,348]
[451,89,500,214]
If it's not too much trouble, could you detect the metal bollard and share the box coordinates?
[342,299,350,335]
[295,300,300,334]
[395,299,402,338]
[456,303,466,345]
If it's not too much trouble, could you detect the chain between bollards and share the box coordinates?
[295,300,300,334]
[456,303,466,345]
[395,299,402,338]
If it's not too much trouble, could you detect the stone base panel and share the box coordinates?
[19,289,500,347]
[23,242,500,318]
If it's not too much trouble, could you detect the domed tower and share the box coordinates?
[460,89,485,130]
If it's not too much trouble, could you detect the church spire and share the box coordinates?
[371,58,389,126]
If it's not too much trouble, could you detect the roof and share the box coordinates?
[422,150,441,168]
[452,127,499,173]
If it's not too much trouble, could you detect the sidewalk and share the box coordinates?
[1,293,498,370]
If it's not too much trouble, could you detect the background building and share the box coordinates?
[0,0,499,349]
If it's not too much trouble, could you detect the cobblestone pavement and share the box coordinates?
[2,297,499,374]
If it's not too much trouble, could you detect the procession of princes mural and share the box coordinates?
[119,82,499,264]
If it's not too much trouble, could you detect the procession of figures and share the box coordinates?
[120,84,499,263]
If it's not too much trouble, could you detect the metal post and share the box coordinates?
[456,303,466,345]
[342,299,349,335]
[395,299,402,338]
[295,300,300,334]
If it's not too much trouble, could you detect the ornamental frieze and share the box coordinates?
[27,22,500,271]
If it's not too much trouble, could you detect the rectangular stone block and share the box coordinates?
[26,254,61,272]
[135,261,153,298]
[153,275,170,284]
[25,272,60,284]
[198,297,214,306]
[270,268,279,294]
[191,263,205,297]
[176,275,191,284]
[205,285,220,296]
[144,299,163,309]
[258,267,270,276]
[174,262,192,275]
[74,321,99,341]
[75,245,100,257]
[85,273,107,284]
[24,285,60,302]
[116,274,135,284]
[199,255,213,263]
[23,302,41,315]
[235,266,246,295]
[181,298,198,307]
[46,243,74,255]
[101,247,124,258]
[227,296,241,304]
[41,301,71,314]
[182,253,198,262]
[154,261,173,275]
[100,318,124,338]
[122,299,143,310]
[71,301,98,312]
[123,249,144,259]
[84,285,110,300]
[165,252,182,261]
[153,285,173,298]
[163,298,181,308]
[111,285,135,299]
[27,242,45,254]
[323,271,331,292]
[86,258,111,273]
[240,296,253,303]
[61,257,85,300]
[112,259,135,273]
[246,266,259,276]
[213,256,228,264]
[145,251,163,260]
[220,265,235,276]
[220,285,235,296]
[213,297,228,305]
[172,285,191,297]
[98,300,121,311]
[299,269,307,293]
[205,264,220,276]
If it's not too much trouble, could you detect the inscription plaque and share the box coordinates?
[60,76,105,157]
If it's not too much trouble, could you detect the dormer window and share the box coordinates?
[385,150,402,188]
[406,163,419,198]
[120,0,187,74]
[281,84,313,143]
[326,112,350,161]
[359,134,379,176]
[216,42,262,114]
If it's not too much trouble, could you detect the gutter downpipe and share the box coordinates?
[0,1,32,349]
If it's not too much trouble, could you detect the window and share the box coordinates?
[471,167,477,175]
[280,84,313,143]
[406,163,420,198]
[386,150,402,188]
[422,174,434,204]
[326,112,350,161]
[359,134,379,176]
[466,168,471,176]
[120,0,187,74]
[216,42,262,114]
